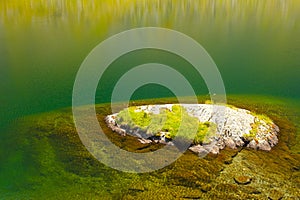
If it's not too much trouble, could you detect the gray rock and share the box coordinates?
[216,140,226,149]
[273,124,280,133]
[267,133,278,147]
[257,140,271,151]
[247,140,258,150]
[234,138,245,147]
[203,144,219,154]
[189,145,209,157]
[138,138,152,144]
[224,138,236,149]
[106,104,280,156]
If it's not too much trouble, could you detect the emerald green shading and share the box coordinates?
[1,0,300,128]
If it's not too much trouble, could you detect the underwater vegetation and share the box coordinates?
[0,95,299,199]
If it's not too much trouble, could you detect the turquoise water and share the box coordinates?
[1,1,300,199]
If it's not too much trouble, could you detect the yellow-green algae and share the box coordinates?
[116,105,216,144]
[0,95,299,199]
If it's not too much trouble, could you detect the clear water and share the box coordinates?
[0,1,300,199]
[1,0,300,127]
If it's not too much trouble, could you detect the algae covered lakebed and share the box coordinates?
[1,1,300,199]
[0,95,300,199]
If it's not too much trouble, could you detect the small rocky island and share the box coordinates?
[106,104,279,156]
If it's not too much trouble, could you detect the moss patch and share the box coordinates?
[116,105,216,144]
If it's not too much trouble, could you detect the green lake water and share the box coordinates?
[0,0,300,199]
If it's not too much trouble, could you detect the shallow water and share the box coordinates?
[0,0,300,199]
[1,95,300,199]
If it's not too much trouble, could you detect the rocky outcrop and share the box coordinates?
[105,104,279,156]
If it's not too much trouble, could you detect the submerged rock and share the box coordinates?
[106,104,280,156]
[247,139,272,151]
[224,138,237,149]
[234,175,252,185]
[189,145,208,157]
[203,144,220,155]
[257,140,272,151]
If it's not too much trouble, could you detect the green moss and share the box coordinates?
[255,114,273,125]
[243,120,261,141]
[116,105,216,144]
[204,100,213,104]
[242,132,256,141]
[196,122,217,144]
[242,112,275,140]
[116,106,151,129]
